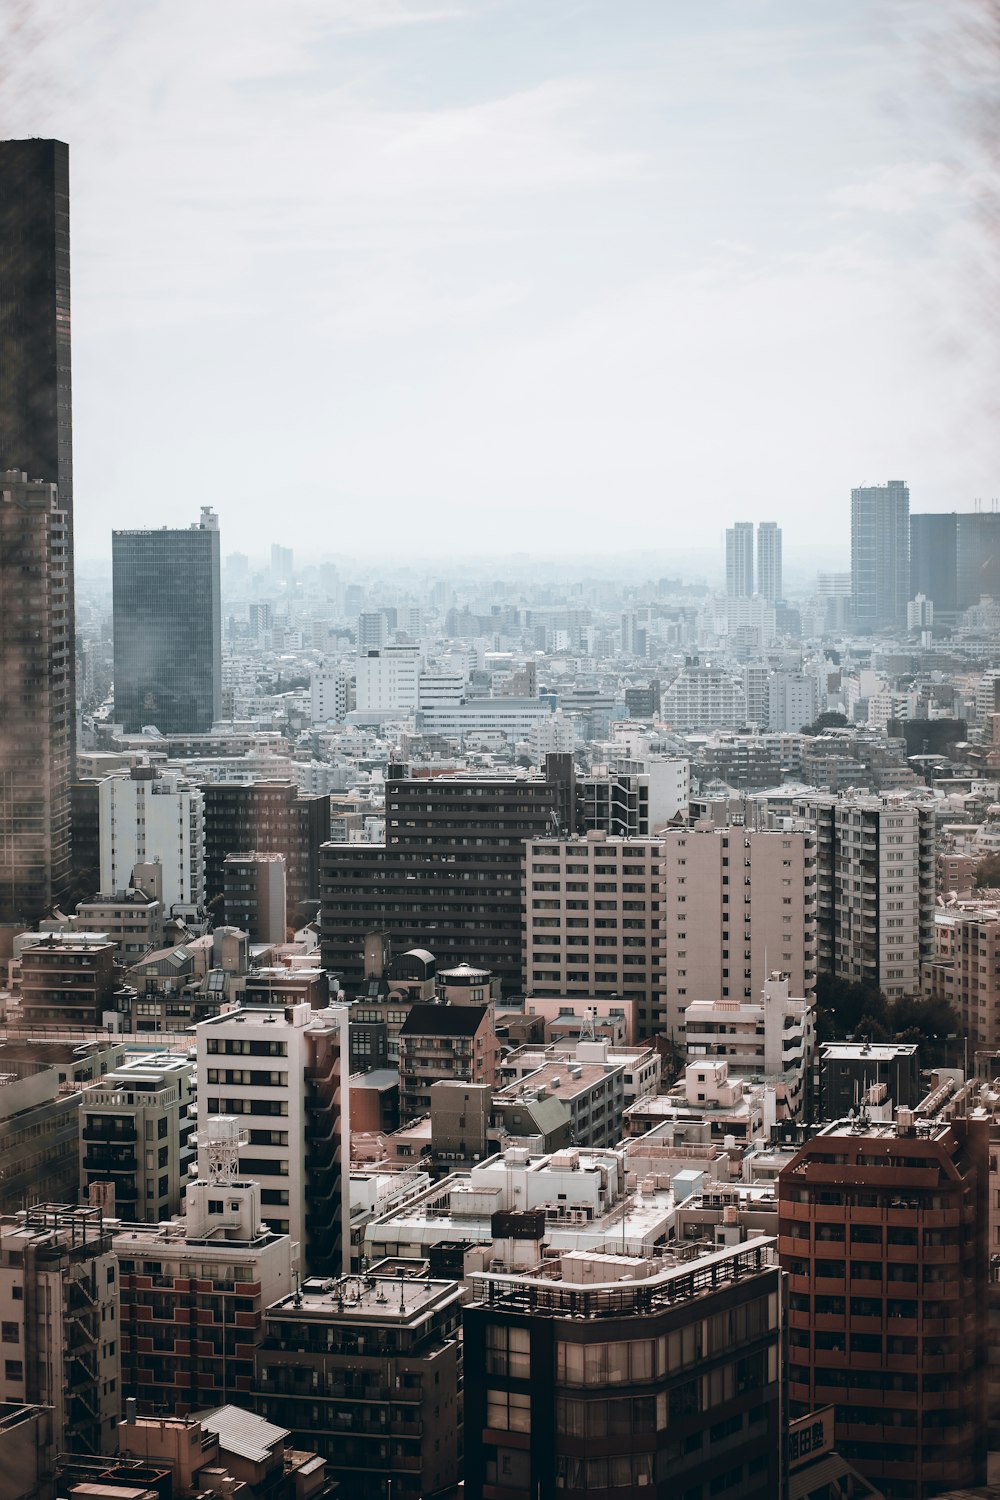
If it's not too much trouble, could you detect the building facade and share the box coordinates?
[112,508,222,734]
[99,766,205,914]
[204,780,327,928]
[725,521,754,597]
[851,479,910,629]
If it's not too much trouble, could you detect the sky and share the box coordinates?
[2,0,997,567]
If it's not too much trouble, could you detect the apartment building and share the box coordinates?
[73,869,165,962]
[321,769,563,992]
[355,643,420,713]
[398,1002,498,1121]
[662,667,746,731]
[523,832,667,1039]
[923,900,1000,1049]
[682,973,815,1121]
[778,1113,988,1498]
[254,1269,464,1500]
[791,791,935,999]
[203,781,328,928]
[99,766,205,913]
[196,1003,350,1276]
[492,1054,626,1150]
[80,1052,196,1222]
[222,851,287,943]
[463,1237,784,1500]
[19,934,124,1029]
[115,1139,296,1416]
[0,1205,120,1456]
[0,1060,82,1214]
[661,822,818,1039]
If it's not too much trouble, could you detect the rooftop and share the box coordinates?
[400,1002,490,1038]
[268,1270,461,1323]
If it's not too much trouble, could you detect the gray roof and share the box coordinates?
[197,1404,289,1464]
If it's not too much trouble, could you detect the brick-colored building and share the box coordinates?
[778,1114,989,1498]
[398,1002,498,1121]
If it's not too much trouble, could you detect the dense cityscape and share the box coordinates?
[1,9,1000,1496]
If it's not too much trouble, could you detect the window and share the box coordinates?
[486,1388,531,1432]
[4,1359,23,1381]
[486,1323,530,1379]
[0,1323,17,1344]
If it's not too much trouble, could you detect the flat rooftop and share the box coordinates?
[269,1272,460,1322]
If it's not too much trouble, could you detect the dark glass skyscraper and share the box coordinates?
[112,509,222,734]
[0,139,76,923]
[910,511,957,615]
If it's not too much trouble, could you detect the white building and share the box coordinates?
[529,711,576,759]
[662,668,746,732]
[356,644,420,713]
[196,1002,351,1274]
[682,973,814,1121]
[310,666,351,726]
[418,670,467,711]
[417,696,556,743]
[99,766,205,912]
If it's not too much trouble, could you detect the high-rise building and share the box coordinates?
[222,851,287,943]
[99,766,205,913]
[0,472,72,925]
[851,479,910,628]
[725,521,754,596]
[779,1114,989,1498]
[910,512,958,616]
[0,1205,121,1456]
[756,520,782,602]
[112,507,222,734]
[523,833,667,1039]
[196,1002,350,1275]
[203,781,327,928]
[355,643,420,713]
[661,822,818,1038]
[0,140,75,776]
[957,509,1000,610]
[463,1237,784,1499]
[790,791,935,999]
[320,769,564,992]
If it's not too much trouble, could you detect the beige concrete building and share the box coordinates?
[523,833,667,1039]
[682,973,815,1120]
[924,900,1000,1049]
[661,821,817,1039]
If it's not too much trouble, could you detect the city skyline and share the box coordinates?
[1,0,995,557]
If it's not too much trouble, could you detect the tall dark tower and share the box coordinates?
[0,140,73,512]
[0,140,75,926]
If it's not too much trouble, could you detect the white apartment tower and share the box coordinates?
[356,644,420,713]
[99,765,205,912]
[310,665,351,725]
[725,522,754,596]
[756,521,782,602]
[196,1002,351,1277]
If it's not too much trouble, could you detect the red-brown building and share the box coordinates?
[778,1113,989,1499]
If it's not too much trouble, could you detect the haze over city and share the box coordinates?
[3,0,996,561]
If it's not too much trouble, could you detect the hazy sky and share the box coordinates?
[3,0,996,564]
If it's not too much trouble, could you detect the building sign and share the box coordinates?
[788,1405,834,1470]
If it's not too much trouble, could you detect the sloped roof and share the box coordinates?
[400,1002,489,1038]
[196,1404,289,1464]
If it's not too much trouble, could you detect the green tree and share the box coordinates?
[801,711,849,736]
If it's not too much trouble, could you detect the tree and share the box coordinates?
[975,853,1000,888]
[801,711,849,736]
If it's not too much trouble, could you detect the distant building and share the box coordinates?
[851,479,909,628]
[112,508,222,733]
[757,520,782,602]
[726,520,755,596]
[355,644,420,713]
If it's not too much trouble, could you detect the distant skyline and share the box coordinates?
[4,0,997,560]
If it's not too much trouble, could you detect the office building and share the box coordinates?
[523,833,667,1039]
[463,1237,784,1499]
[851,479,909,628]
[81,1051,196,1222]
[320,769,564,992]
[725,521,755,596]
[0,1205,120,1456]
[99,766,205,913]
[115,1125,296,1416]
[910,512,958,616]
[112,507,222,734]
[223,851,287,943]
[204,781,327,928]
[270,541,293,580]
[779,1114,988,1498]
[791,791,935,999]
[255,1269,464,1500]
[957,509,1000,609]
[0,140,76,782]
[0,472,72,927]
[197,1003,350,1276]
[756,520,782,602]
[661,822,817,1039]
